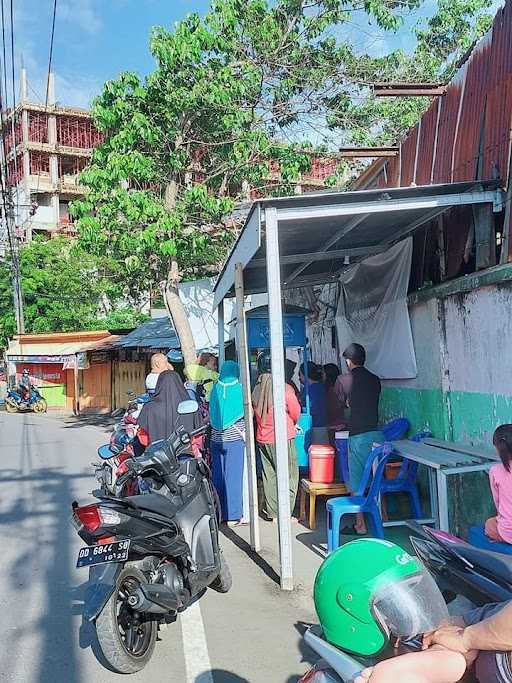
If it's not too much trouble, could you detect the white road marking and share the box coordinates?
[180,599,214,683]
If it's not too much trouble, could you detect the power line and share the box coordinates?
[0,0,23,332]
[34,0,58,199]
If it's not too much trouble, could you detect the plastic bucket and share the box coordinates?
[309,444,335,483]
[334,431,350,484]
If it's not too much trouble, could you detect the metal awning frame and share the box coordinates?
[213,181,504,591]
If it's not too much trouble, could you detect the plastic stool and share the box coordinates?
[469,525,512,555]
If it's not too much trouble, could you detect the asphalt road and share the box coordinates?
[0,412,318,683]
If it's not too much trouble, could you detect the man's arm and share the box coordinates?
[425,602,512,654]
[334,374,351,406]
[463,601,512,652]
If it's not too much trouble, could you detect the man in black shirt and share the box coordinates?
[334,343,383,534]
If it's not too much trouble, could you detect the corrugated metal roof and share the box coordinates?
[7,334,120,358]
[360,0,512,191]
[112,317,181,350]
[214,180,501,303]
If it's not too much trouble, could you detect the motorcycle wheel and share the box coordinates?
[209,549,232,593]
[95,566,157,674]
[5,400,18,414]
[34,399,47,413]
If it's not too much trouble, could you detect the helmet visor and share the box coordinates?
[372,569,448,639]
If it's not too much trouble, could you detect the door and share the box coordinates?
[80,363,112,413]
[113,361,147,410]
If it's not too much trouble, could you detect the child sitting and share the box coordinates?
[485,424,512,544]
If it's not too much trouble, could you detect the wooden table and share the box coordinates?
[299,479,349,530]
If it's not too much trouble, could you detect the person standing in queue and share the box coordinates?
[299,362,327,428]
[252,350,301,523]
[334,343,383,534]
[209,361,247,526]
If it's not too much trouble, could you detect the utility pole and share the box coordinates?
[1,188,24,333]
[0,67,25,334]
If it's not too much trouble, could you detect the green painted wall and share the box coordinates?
[380,387,447,438]
[39,384,66,408]
[381,387,512,446]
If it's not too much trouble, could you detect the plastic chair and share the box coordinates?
[378,430,431,520]
[381,417,410,441]
[469,525,512,556]
[327,445,392,552]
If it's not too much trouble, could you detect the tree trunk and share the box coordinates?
[162,258,197,367]
[162,179,197,368]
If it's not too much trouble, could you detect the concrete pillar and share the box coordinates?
[20,68,28,102]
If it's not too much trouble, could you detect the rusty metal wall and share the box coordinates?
[368,0,512,190]
[415,99,439,186]
[399,124,418,186]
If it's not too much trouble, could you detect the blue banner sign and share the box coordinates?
[247,315,306,348]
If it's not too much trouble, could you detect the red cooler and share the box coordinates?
[309,444,335,483]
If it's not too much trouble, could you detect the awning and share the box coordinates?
[213,180,503,307]
[6,333,121,360]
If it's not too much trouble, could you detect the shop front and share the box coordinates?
[5,331,120,414]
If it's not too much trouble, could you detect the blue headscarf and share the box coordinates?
[209,361,244,432]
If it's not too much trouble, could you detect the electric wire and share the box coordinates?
[35,0,58,199]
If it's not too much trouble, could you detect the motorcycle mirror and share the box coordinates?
[177,399,199,415]
[98,444,114,460]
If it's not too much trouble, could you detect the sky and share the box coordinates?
[10,0,504,111]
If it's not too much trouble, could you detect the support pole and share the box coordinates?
[217,299,225,367]
[73,356,80,416]
[264,207,294,591]
[234,265,260,552]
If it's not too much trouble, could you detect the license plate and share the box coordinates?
[76,540,130,568]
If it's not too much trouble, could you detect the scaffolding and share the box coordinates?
[57,115,103,148]
[29,151,50,176]
[28,112,49,143]
[4,114,23,155]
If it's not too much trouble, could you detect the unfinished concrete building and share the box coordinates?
[2,69,103,242]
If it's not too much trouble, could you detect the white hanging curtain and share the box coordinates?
[335,237,417,379]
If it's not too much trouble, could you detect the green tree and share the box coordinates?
[0,237,145,348]
[326,0,494,145]
[72,0,494,363]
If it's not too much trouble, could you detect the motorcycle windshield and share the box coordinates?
[372,569,448,639]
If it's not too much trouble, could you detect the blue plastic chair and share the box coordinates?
[378,430,430,520]
[327,445,392,552]
[381,417,410,441]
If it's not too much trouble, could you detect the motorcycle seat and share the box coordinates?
[454,544,512,584]
[127,493,176,517]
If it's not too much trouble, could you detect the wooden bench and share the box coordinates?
[299,479,349,530]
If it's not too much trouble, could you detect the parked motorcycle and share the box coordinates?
[299,527,512,682]
[298,537,451,682]
[72,399,231,674]
[5,386,47,414]
[407,521,512,606]
[94,393,151,497]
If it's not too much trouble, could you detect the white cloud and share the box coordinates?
[53,71,102,108]
[57,0,102,36]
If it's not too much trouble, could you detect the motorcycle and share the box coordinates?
[299,526,512,683]
[94,393,151,498]
[5,386,47,414]
[72,399,231,674]
[407,522,512,606]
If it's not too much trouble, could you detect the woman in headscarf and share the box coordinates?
[209,361,246,526]
[252,351,301,522]
[138,370,202,446]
